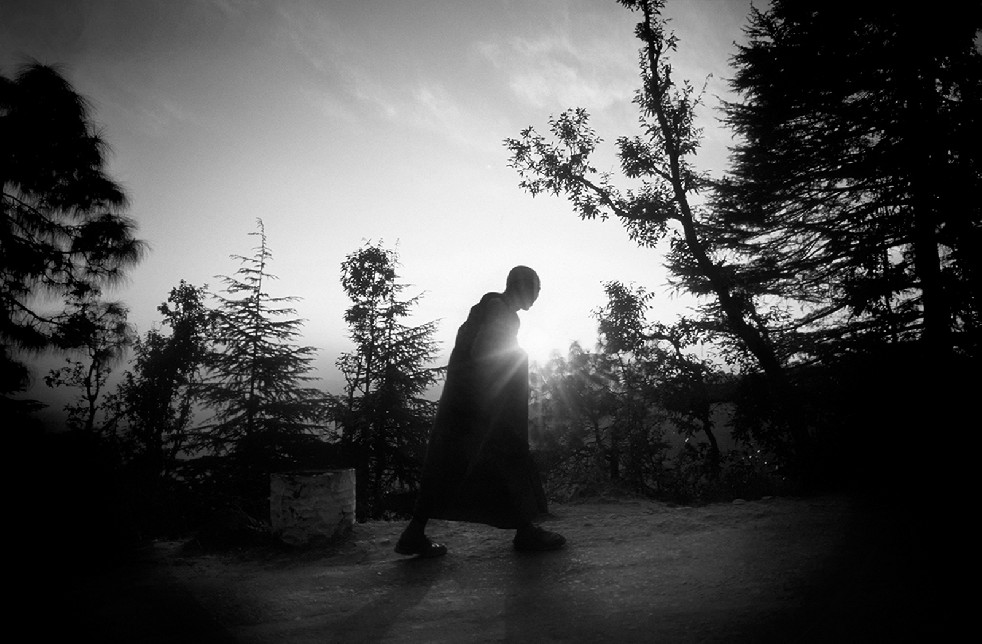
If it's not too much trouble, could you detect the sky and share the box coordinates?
[2,0,754,414]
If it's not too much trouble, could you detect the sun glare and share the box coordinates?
[518,326,563,366]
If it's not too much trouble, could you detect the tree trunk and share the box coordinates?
[640,1,809,470]
[700,410,721,477]
[904,58,952,358]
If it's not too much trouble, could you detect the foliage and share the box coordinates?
[658,444,789,505]
[334,241,441,519]
[592,282,670,489]
[504,0,808,472]
[197,219,328,515]
[107,280,215,481]
[715,1,982,361]
[1,62,144,410]
[531,279,740,501]
[530,342,622,493]
[505,0,980,484]
[530,342,781,505]
[44,294,132,431]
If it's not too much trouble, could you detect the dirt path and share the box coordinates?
[46,495,940,643]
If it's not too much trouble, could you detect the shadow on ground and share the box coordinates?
[33,494,951,643]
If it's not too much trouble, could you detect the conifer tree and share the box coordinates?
[335,241,440,519]
[714,0,981,498]
[200,220,326,511]
[2,62,144,415]
[716,1,982,360]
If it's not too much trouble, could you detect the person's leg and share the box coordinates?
[504,453,566,552]
[400,515,427,541]
[513,521,566,552]
[394,486,447,558]
[395,514,447,557]
[400,478,434,542]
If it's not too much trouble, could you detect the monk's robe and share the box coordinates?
[415,292,547,528]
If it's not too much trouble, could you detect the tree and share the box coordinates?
[1,62,144,411]
[93,281,216,536]
[530,342,620,491]
[595,281,732,476]
[44,294,132,432]
[505,1,809,469]
[334,241,440,519]
[592,281,665,487]
[713,1,982,500]
[108,281,214,477]
[199,220,326,512]
[531,283,675,496]
[715,2,982,361]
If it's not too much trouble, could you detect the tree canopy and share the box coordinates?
[197,219,325,512]
[715,1,982,361]
[335,241,441,519]
[1,62,144,407]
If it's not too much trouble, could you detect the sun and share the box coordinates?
[518,326,563,366]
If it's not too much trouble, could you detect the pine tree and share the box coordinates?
[713,0,982,500]
[715,1,982,360]
[199,220,326,512]
[2,62,144,415]
[335,241,440,519]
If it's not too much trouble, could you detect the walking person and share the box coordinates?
[395,266,566,557]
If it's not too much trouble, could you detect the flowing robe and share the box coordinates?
[415,292,547,528]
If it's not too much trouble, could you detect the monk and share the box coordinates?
[395,266,566,556]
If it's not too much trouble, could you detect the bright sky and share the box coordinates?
[2,0,752,410]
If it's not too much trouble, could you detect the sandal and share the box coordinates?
[394,534,448,558]
[513,525,567,552]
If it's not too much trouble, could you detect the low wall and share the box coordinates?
[269,469,356,546]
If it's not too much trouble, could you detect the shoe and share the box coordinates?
[394,534,447,558]
[513,525,567,552]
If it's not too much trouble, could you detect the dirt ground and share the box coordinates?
[38,494,948,643]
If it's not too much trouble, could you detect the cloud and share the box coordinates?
[276,6,490,152]
[476,28,637,112]
[196,0,260,18]
[135,95,203,137]
[408,83,489,148]
[274,5,407,123]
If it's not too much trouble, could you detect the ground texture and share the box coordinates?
[41,494,948,643]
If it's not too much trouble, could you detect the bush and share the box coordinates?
[656,445,792,505]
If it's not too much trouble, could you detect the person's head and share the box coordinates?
[505,265,540,311]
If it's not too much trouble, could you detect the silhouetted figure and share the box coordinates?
[395,266,566,557]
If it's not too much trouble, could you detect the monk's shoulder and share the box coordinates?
[481,294,507,313]
[479,293,517,322]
